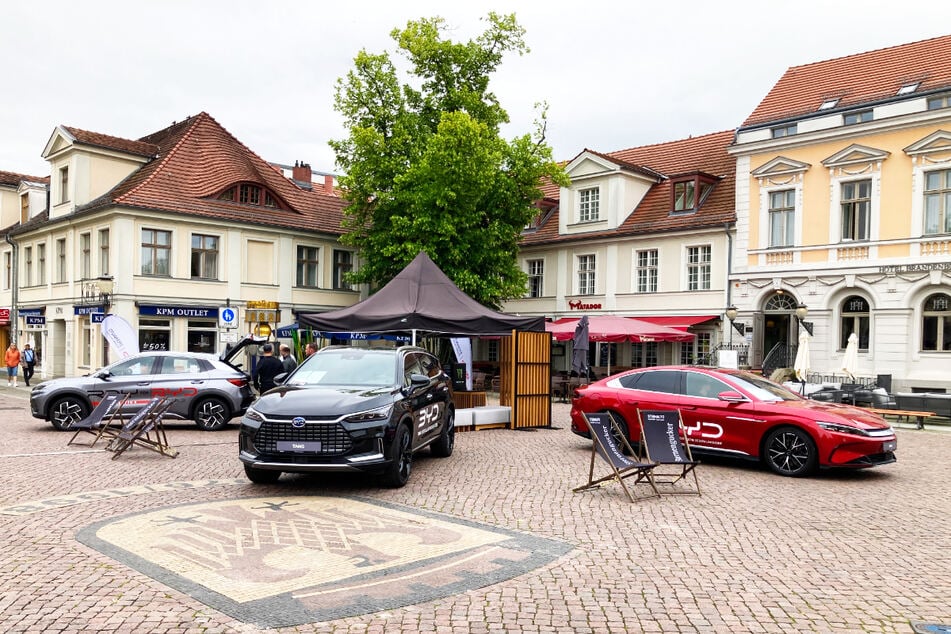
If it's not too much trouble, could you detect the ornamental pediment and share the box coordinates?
[903,130,951,157]
[750,156,811,177]
[821,144,890,167]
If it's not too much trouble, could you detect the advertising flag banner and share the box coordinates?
[101,314,140,361]
[450,338,473,391]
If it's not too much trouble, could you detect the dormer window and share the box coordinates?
[928,93,951,110]
[897,82,920,95]
[844,110,873,125]
[216,183,286,209]
[771,124,797,139]
[671,174,717,213]
[578,187,600,222]
[818,98,840,110]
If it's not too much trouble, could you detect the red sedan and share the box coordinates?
[570,366,897,477]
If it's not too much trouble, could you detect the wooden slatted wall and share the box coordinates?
[500,330,552,429]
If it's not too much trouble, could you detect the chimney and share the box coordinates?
[292,161,312,186]
[323,174,334,194]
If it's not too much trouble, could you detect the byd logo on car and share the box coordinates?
[292,417,306,428]
[417,403,442,434]
[683,419,723,439]
[151,387,198,398]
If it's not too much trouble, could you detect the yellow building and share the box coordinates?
[730,34,951,390]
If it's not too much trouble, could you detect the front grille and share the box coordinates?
[254,420,353,456]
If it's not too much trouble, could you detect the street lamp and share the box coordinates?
[795,303,814,336]
[725,305,746,340]
[95,276,114,308]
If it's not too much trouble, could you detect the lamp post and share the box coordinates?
[725,305,745,344]
[795,303,814,336]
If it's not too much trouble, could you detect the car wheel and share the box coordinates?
[244,464,281,484]
[50,396,90,431]
[764,426,818,477]
[194,397,231,431]
[608,412,632,454]
[431,409,455,457]
[382,424,413,488]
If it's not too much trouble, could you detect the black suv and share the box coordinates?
[238,345,455,487]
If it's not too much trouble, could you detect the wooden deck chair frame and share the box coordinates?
[66,392,128,447]
[573,411,659,503]
[636,409,701,495]
[106,397,179,460]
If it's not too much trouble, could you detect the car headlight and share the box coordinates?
[244,408,265,423]
[817,421,870,437]
[344,404,394,424]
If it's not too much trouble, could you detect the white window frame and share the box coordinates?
[56,238,66,283]
[635,249,658,293]
[685,245,712,291]
[577,254,596,295]
[527,258,544,298]
[758,182,803,250]
[578,187,600,223]
[923,168,951,236]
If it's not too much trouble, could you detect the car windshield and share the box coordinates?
[726,371,804,402]
[287,350,396,387]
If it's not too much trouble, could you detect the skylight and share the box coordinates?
[818,98,839,110]
[897,82,920,95]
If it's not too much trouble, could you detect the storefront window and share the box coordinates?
[139,318,171,351]
[187,320,217,354]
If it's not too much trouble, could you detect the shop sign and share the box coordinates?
[0,308,9,324]
[74,305,107,315]
[25,315,46,327]
[18,308,44,316]
[139,305,218,318]
[91,313,106,323]
[568,300,603,310]
[246,300,279,324]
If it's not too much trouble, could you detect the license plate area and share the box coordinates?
[277,440,322,452]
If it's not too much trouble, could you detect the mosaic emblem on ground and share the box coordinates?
[77,495,571,628]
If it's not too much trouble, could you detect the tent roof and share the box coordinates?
[298,252,545,336]
[545,315,694,343]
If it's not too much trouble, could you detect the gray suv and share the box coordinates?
[239,345,455,488]
[30,335,263,431]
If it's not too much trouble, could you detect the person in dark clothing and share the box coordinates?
[22,343,36,387]
[252,343,284,394]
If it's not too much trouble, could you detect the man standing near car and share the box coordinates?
[253,343,284,394]
[22,343,36,387]
[279,344,298,374]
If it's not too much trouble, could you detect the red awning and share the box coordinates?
[635,315,719,333]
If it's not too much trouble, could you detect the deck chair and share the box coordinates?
[106,397,179,460]
[66,393,128,446]
[636,409,701,495]
[573,412,659,503]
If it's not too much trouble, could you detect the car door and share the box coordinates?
[680,370,737,454]
[402,352,444,447]
[613,369,684,441]
[150,355,206,418]
[100,356,159,415]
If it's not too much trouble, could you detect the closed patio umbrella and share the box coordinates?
[842,332,859,380]
[793,331,811,389]
[571,316,590,377]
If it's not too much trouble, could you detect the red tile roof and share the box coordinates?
[743,34,951,127]
[0,170,49,187]
[75,112,346,235]
[62,126,159,158]
[522,130,736,245]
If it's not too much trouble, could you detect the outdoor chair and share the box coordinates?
[105,397,179,460]
[573,412,659,503]
[66,393,128,447]
[636,409,701,495]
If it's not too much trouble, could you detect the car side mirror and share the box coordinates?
[406,373,430,389]
[96,370,112,380]
[274,372,287,385]
[717,390,747,403]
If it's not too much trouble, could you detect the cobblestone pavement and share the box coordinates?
[1,385,949,633]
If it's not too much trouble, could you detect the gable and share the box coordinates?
[822,144,890,167]
[751,156,811,177]
[904,129,951,157]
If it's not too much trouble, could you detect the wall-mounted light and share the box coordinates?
[95,276,114,307]
[725,305,746,336]
[255,322,272,338]
[795,303,814,336]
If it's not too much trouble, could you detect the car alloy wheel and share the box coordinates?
[383,425,413,488]
[764,427,818,477]
[50,397,90,431]
[194,397,231,431]
[431,410,455,457]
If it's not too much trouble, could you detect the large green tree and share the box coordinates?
[331,12,568,308]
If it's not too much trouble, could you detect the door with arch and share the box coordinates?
[758,292,799,374]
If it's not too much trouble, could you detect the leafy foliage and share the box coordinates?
[331,13,568,308]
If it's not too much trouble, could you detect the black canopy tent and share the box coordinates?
[297,252,545,339]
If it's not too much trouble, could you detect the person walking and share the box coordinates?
[279,344,298,374]
[252,343,284,394]
[21,343,36,387]
[5,343,21,388]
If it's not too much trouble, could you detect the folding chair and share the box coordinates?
[106,397,179,460]
[66,393,128,447]
[636,409,701,495]
[573,412,659,503]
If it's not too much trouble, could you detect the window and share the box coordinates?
[674,180,695,211]
[635,249,658,293]
[924,169,951,235]
[333,249,353,290]
[768,189,796,247]
[158,356,204,374]
[841,180,871,241]
[191,234,219,280]
[3,251,10,290]
[59,166,69,204]
[81,317,93,367]
[141,228,171,276]
[37,243,46,285]
[56,239,66,283]
[840,296,870,350]
[217,183,282,208]
[897,82,920,95]
[922,293,951,351]
[578,187,600,222]
[139,319,171,351]
[527,259,544,298]
[843,110,873,125]
[680,332,713,366]
[297,245,319,287]
[99,229,110,276]
[928,93,951,110]
[687,245,711,291]
[632,369,680,394]
[80,233,91,279]
[577,254,596,295]
[631,341,658,368]
[23,246,32,286]
[187,320,217,354]
[487,340,499,362]
[20,194,29,223]
[685,370,728,397]
[771,124,797,138]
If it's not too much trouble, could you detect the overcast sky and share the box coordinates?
[4,1,951,177]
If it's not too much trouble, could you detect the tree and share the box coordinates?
[331,12,568,308]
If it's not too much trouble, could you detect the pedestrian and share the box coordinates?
[21,343,36,387]
[279,344,298,373]
[304,342,318,357]
[5,343,21,388]
[252,343,284,394]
